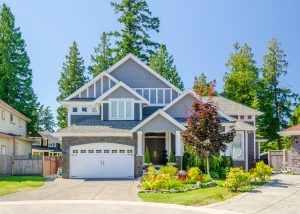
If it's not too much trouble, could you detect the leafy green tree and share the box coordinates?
[36,104,55,132]
[257,38,298,149]
[57,41,88,129]
[290,104,300,126]
[149,45,184,90]
[0,4,38,135]
[89,32,114,77]
[222,43,259,108]
[110,0,160,62]
[194,73,218,96]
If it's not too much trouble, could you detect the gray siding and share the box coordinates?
[110,59,170,88]
[134,103,140,120]
[165,89,171,104]
[81,89,87,98]
[138,114,180,134]
[103,103,109,120]
[172,90,178,99]
[88,85,94,98]
[102,86,140,100]
[142,106,163,119]
[96,79,102,97]
[70,115,101,125]
[110,80,116,88]
[248,132,255,168]
[143,89,149,100]
[165,94,194,118]
[150,89,156,103]
[158,89,164,104]
[103,76,109,93]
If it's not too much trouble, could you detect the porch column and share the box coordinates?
[175,131,182,156]
[245,131,249,172]
[137,131,143,156]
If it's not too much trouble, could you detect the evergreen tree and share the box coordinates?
[222,43,259,107]
[149,45,184,90]
[194,73,218,96]
[57,41,88,128]
[257,38,298,149]
[89,32,114,77]
[36,104,55,132]
[290,104,300,126]
[110,0,160,62]
[0,4,38,135]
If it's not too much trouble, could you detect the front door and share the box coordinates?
[145,137,166,165]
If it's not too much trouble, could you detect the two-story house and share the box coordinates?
[0,100,33,156]
[57,54,263,179]
[30,131,62,157]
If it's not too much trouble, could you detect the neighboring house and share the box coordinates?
[30,131,62,157]
[278,125,300,174]
[0,100,33,156]
[57,54,263,179]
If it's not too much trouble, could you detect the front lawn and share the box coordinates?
[0,176,46,196]
[138,180,264,206]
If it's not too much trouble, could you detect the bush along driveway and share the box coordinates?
[0,176,46,196]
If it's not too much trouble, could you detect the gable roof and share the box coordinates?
[106,54,182,94]
[93,82,150,104]
[64,71,119,101]
[131,109,186,133]
[278,124,300,137]
[0,100,31,122]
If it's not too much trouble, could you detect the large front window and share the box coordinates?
[110,100,133,120]
[222,132,244,161]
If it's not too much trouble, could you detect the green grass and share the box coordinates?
[0,176,46,196]
[138,180,265,206]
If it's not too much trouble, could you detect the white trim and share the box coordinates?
[137,131,143,156]
[254,131,256,160]
[175,131,182,156]
[131,109,186,133]
[106,54,182,94]
[64,71,118,101]
[54,132,132,137]
[278,130,300,136]
[139,104,142,120]
[93,82,150,104]
[94,83,96,98]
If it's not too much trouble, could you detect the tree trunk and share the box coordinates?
[206,155,210,176]
[274,80,282,150]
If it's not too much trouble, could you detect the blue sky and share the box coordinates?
[2,0,300,121]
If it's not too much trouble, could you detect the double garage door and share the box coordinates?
[70,143,134,179]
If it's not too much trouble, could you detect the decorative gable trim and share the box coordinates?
[64,71,119,101]
[131,109,186,133]
[93,82,150,104]
[106,54,183,94]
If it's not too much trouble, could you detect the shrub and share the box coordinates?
[159,165,178,176]
[250,161,272,182]
[177,170,188,180]
[144,146,151,164]
[201,174,213,183]
[168,151,175,163]
[188,167,201,180]
[218,167,229,179]
[224,168,251,191]
[147,166,156,174]
[210,170,220,179]
[141,174,184,191]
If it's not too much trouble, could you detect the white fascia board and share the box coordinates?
[64,71,119,101]
[106,54,183,94]
[54,132,132,137]
[59,101,95,106]
[131,109,186,133]
[93,82,150,104]
[278,131,300,137]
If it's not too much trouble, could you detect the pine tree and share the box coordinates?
[57,41,88,128]
[194,73,218,96]
[36,104,55,132]
[0,4,38,135]
[222,43,259,108]
[257,38,298,149]
[149,45,184,90]
[89,32,114,77]
[110,0,160,62]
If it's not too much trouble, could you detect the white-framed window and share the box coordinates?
[82,107,87,112]
[10,113,14,123]
[33,139,42,146]
[109,99,133,120]
[18,118,21,128]
[92,107,97,113]
[223,132,244,161]
[1,109,5,120]
[72,107,78,112]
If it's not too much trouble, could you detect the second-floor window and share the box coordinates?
[82,107,87,112]
[110,100,133,120]
[1,109,5,120]
[72,107,78,112]
[10,114,14,123]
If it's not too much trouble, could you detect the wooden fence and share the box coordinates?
[0,155,61,176]
[268,150,287,172]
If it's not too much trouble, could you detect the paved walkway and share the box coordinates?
[0,178,141,202]
[208,174,300,214]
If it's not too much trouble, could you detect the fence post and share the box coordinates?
[268,150,271,167]
[283,149,286,171]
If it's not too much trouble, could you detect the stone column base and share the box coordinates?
[135,156,143,177]
[175,156,182,170]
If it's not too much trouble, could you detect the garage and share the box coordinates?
[69,143,134,179]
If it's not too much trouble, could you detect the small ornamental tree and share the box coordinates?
[182,80,235,175]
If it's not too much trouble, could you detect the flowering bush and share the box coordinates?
[224,168,251,191]
[201,174,213,183]
[159,165,178,176]
[141,174,184,191]
[188,167,201,181]
[249,161,272,182]
[147,166,156,174]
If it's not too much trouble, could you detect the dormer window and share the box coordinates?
[82,107,87,112]
[110,100,133,120]
[72,107,78,112]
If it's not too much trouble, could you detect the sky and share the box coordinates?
[2,0,300,121]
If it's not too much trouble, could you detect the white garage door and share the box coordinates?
[70,143,134,179]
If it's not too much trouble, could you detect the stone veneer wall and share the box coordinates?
[289,136,300,174]
[175,156,182,170]
[62,135,138,178]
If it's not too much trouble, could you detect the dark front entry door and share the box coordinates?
[145,137,166,165]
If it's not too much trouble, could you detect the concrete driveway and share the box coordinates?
[208,174,300,214]
[0,178,141,202]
